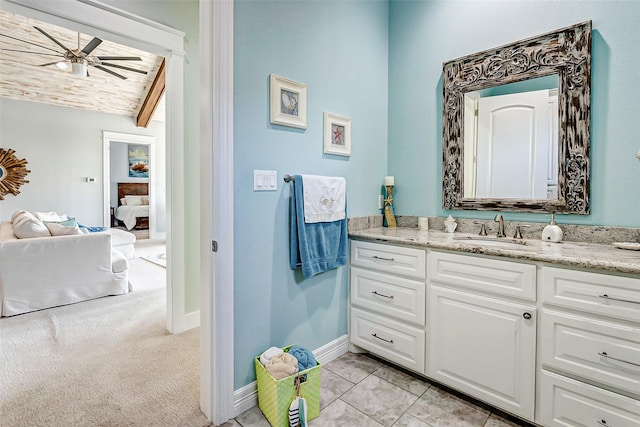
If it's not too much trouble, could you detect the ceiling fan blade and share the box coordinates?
[0,48,62,58]
[81,37,102,55]
[94,64,127,80]
[39,61,63,67]
[0,33,62,54]
[96,56,142,61]
[34,26,73,54]
[99,62,147,74]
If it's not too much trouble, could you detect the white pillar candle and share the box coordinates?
[384,176,394,186]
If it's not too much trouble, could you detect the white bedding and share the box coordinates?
[115,205,149,230]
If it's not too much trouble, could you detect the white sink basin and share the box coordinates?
[453,236,528,247]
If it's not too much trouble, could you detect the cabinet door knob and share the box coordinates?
[523,312,532,320]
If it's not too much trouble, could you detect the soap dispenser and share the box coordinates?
[541,212,563,243]
[444,215,457,233]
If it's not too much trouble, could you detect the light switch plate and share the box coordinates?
[254,170,277,191]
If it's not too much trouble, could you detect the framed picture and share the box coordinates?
[323,112,351,156]
[270,74,307,129]
[128,144,149,178]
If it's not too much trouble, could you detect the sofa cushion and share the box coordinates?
[45,218,82,236]
[12,213,51,238]
[11,210,30,222]
[35,211,68,222]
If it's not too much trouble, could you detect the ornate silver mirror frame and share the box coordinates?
[442,21,591,214]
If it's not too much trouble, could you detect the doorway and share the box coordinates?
[102,131,166,241]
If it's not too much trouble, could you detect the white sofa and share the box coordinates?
[0,216,136,317]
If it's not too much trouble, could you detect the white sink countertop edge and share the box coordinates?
[349,227,640,275]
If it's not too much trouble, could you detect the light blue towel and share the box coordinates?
[290,175,347,278]
[288,345,317,371]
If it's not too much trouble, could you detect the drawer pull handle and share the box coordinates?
[371,291,394,299]
[598,294,640,305]
[371,333,393,344]
[597,420,608,426]
[371,255,395,262]
[598,351,640,367]
[523,312,532,320]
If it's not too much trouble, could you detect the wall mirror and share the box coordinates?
[442,21,592,214]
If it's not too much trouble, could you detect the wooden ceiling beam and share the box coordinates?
[136,57,165,128]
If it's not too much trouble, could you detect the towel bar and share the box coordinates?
[283,174,295,182]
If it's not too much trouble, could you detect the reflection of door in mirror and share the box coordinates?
[463,77,558,200]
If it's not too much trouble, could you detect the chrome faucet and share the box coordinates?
[494,214,505,238]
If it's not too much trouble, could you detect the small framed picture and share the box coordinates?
[269,74,307,129]
[323,112,351,156]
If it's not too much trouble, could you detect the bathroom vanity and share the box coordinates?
[348,228,640,426]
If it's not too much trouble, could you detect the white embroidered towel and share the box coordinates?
[301,175,346,223]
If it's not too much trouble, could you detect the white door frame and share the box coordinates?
[200,1,235,423]
[102,132,164,240]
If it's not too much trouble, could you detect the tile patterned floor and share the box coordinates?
[221,352,532,427]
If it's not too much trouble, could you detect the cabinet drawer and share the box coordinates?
[541,267,640,323]
[539,370,640,426]
[350,240,426,280]
[350,307,425,374]
[350,267,425,326]
[429,250,536,301]
[541,309,640,397]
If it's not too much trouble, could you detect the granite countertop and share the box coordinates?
[349,227,640,275]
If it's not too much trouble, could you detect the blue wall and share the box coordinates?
[234,0,389,388]
[389,0,640,227]
[233,0,640,390]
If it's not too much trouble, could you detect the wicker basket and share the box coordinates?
[255,346,321,427]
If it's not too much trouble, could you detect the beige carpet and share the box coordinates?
[0,246,210,427]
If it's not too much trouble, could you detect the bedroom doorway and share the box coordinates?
[102,132,166,241]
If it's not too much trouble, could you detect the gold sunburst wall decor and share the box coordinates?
[0,148,31,200]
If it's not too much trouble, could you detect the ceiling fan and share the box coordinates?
[1,26,148,80]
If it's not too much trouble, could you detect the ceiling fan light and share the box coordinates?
[71,60,87,77]
[55,61,68,70]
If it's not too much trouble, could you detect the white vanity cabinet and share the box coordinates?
[349,240,426,374]
[348,236,640,426]
[427,250,537,421]
[539,266,640,426]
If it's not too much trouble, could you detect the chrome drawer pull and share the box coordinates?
[597,420,608,426]
[598,294,640,305]
[371,291,394,299]
[371,255,395,262]
[598,351,640,367]
[371,333,393,344]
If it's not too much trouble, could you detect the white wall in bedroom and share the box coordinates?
[0,98,165,226]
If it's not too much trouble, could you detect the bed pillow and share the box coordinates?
[124,195,143,206]
[44,217,82,236]
[120,198,127,206]
[13,213,51,238]
[35,211,68,222]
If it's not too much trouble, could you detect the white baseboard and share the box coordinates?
[184,310,200,331]
[232,334,349,417]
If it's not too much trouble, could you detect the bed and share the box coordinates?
[115,183,149,230]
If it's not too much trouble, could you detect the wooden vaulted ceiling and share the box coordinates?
[0,9,165,126]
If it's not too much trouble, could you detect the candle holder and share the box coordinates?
[383,185,396,227]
